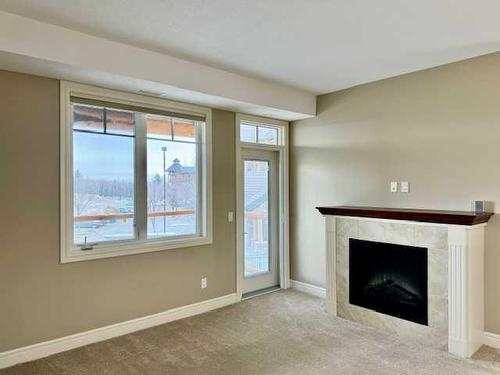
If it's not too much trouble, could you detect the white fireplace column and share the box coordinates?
[447,224,485,358]
[319,207,492,359]
[325,215,337,316]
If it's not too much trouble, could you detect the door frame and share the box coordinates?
[235,113,290,298]
[241,149,279,293]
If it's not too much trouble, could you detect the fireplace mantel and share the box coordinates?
[317,207,493,358]
[316,206,493,226]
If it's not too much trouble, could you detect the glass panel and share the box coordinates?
[173,118,196,142]
[147,135,197,239]
[146,114,172,140]
[73,131,135,245]
[240,123,257,143]
[244,160,270,277]
[257,126,278,145]
[72,104,104,133]
[106,108,135,136]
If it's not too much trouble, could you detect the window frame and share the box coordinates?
[239,119,285,147]
[60,81,212,263]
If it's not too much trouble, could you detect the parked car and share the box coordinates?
[75,221,103,229]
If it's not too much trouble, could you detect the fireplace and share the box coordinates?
[317,207,492,357]
[349,238,428,325]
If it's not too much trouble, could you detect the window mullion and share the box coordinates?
[135,113,148,241]
[196,123,203,237]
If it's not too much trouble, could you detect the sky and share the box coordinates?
[74,132,196,180]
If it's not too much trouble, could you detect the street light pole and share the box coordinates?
[162,146,167,234]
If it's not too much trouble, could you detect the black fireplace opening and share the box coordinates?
[349,238,428,325]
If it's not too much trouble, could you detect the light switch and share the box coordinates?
[401,181,409,193]
[228,211,234,222]
[390,181,398,193]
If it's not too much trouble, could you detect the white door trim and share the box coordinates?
[241,149,279,293]
[235,113,290,298]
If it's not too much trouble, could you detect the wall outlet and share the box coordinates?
[390,181,398,193]
[201,277,207,289]
[401,181,409,193]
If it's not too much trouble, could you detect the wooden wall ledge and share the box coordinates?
[316,206,493,226]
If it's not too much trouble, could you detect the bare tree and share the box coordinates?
[74,193,95,216]
[74,170,96,216]
[148,173,163,232]
[167,172,195,211]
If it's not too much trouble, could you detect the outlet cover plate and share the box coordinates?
[401,181,409,193]
[390,181,398,193]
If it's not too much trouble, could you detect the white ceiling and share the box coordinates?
[1,0,500,94]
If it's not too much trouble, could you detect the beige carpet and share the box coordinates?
[1,290,499,374]
[472,346,500,372]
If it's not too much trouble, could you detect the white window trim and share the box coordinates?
[235,113,290,297]
[238,113,286,148]
[60,81,212,263]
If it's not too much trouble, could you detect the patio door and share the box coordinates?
[241,149,279,294]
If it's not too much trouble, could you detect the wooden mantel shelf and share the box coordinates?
[316,206,493,226]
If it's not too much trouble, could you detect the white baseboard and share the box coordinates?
[290,279,326,299]
[483,331,500,350]
[0,293,240,370]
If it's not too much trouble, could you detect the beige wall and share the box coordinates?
[291,52,500,334]
[0,70,236,352]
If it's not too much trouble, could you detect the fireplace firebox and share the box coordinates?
[349,238,428,325]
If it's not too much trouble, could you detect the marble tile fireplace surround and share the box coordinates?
[316,206,493,358]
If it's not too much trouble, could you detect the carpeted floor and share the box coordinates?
[2,290,500,374]
[472,346,500,373]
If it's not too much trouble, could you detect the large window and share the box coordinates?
[61,82,211,262]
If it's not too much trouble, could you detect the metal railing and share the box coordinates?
[74,209,195,222]
[244,254,269,275]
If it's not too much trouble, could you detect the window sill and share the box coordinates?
[60,236,212,263]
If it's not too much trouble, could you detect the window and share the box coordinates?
[73,104,136,245]
[61,82,212,262]
[146,115,198,239]
[239,121,282,145]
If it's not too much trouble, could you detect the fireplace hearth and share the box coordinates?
[349,238,428,325]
